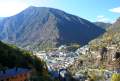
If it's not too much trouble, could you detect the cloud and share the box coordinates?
[96,15,111,23]
[109,7,120,13]
[0,0,54,17]
[0,1,28,17]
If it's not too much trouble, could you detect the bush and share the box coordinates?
[111,73,120,81]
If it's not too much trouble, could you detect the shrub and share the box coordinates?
[111,73,120,81]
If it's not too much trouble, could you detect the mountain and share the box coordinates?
[108,17,120,32]
[94,22,111,30]
[0,17,4,23]
[0,6,105,51]
[89,17,120,49]
[0,17,5,21]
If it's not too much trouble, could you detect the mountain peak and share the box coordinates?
[0,7,105,51]
[94,22,111,29]
[116,17,120,23]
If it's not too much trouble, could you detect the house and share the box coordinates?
[76,45,90,55]
[0,67,31,81]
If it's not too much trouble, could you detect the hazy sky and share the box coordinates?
[0,0,120,23]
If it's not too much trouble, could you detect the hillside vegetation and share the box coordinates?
[0,41,55,81]
[89,17,120,50]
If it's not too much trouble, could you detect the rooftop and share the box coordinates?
[0,67,31,80]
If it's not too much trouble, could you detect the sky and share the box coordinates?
[0,0,120,23]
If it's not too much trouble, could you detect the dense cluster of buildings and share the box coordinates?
[32,44,120,81]
[33,47,79,70]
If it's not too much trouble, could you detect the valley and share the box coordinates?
[0,4,120,81]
